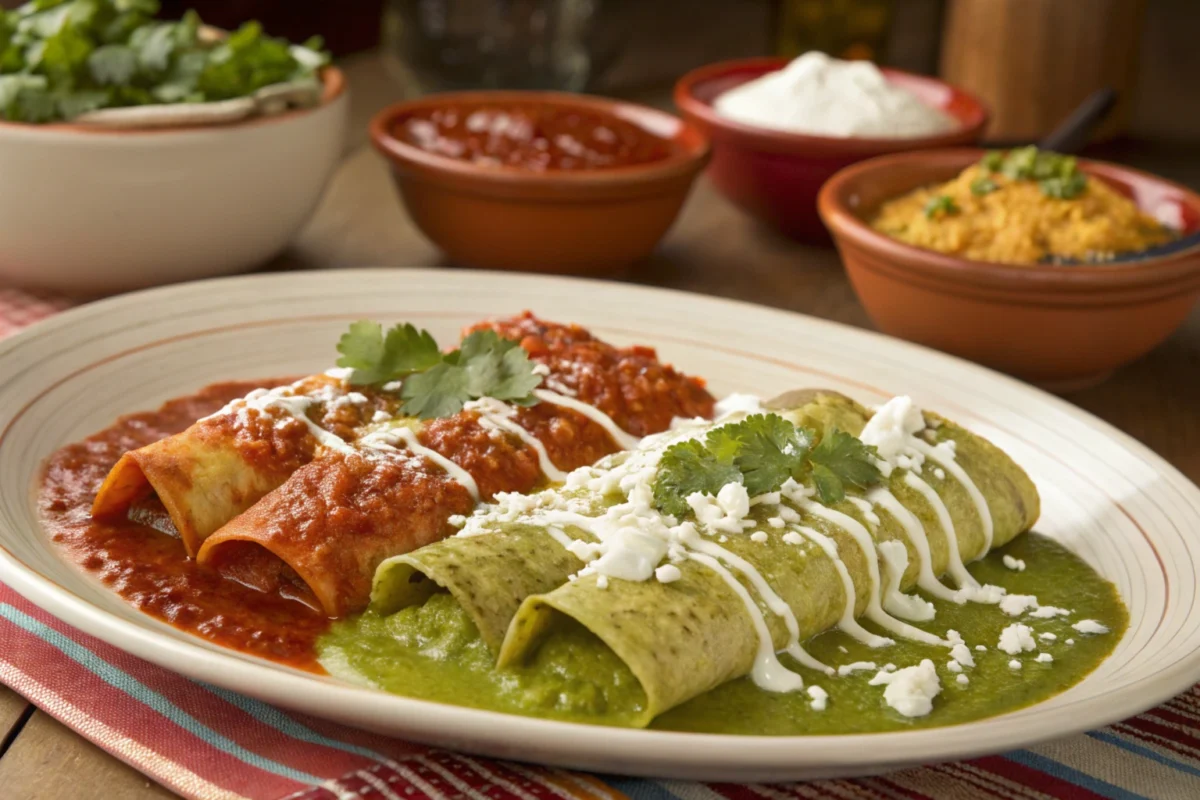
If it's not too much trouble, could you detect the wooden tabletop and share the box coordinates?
[2,53,1197,799]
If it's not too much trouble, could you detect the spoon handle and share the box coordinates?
[1038,88,1119,154]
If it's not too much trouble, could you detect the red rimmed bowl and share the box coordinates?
[674,57,988,242]
[370,91,710,274]
[818,148,1200,390]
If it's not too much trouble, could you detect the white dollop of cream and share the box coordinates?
[1003,555,1026,572]
[868,659,941,717]
[713,52,955,139]
[590,528,669,582]
[714,393,763,420]
[807,685,828,711]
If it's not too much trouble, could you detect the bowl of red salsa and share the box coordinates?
[371,91,710,274]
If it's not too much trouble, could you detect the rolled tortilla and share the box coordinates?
[493,395,1039,726]
[369,390,879,651]
[91,374,393,556]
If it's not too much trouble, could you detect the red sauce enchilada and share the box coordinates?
[39,314,714,671]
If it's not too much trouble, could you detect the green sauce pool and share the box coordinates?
[318,533,1126,734]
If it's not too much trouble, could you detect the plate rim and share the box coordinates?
[2,267,1198,781]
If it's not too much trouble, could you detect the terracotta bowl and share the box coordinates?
[674,57,988,242]
[818,148,1200,390]
[370,92,710,274]
[0,67,348,295]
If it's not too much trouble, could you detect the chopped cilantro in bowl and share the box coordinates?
[0,0,329,124]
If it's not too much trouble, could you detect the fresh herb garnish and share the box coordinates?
[980,147,1088,199]
[652,413,881,516]
[808,429,883,504]
[970,176,999,196]
[0,1,328,123]
[1038,172,1088,199]
[924,194,959,219]
[335,322,542,420]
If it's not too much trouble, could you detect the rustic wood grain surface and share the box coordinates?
[1,53,1197,799]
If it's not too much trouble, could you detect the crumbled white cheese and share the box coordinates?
[1002,555,1026,572]
[1035,653,1053,663]
[687,483,752,534]
[999,594,1040,617]
[868,659,941,718]
[860,396,926,474]
[946,660,962,674]
[382,380,403,392]
[932,467,946,481]
[324,366,355,380]
[1029,606,1071,619]
[371,409,391,423]
[750,531,769,543]
[975,645,987,652]
[997,623,1037,655]
[767,517,785,529]
[950,644,975,669]
[954,583,1007,604]
[782,531,804,546]
[838,645,849,654]
[837,661,877,677]
[1066,639,1075,646]
[596,575,609,590]
[531,362,551,376]
[655,564,681,584]
[806,685,828,711]
[1072,619,1110,635]
[1039,632,1057,642]
[1009,659,1022,670]
[956,674,969,686]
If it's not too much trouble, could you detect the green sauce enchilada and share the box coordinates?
[321,391,1126,733]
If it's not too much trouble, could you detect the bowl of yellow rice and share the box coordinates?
[818,147,1200,388]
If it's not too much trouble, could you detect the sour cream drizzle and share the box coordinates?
[801,502,946,647]
[793,525,893,648]
[361,426,482,502]
[534,389,641,450]
[910,439,994,553]
[466,397,567,482]
[867,487,959,601]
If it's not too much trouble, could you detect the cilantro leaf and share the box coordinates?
[653,439,743,518]
[335,320,544,420]
[924,194,959,219]
[490,344,542,402]
[808,428,882,504]
[713,414,810,496]
[336,320,442,385]
[88,44,136,85]
[400,362,471,419]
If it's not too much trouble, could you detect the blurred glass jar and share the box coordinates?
[775,0,893,63]
[383,0,596,94]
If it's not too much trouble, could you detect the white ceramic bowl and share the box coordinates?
[0,69,348,295]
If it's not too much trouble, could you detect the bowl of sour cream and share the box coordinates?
[674,53,987,242]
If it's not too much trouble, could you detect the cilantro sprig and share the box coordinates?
[979,147,1089,200]
[652,413,882,516]
[0,1,328,123]
[335,321,543,420]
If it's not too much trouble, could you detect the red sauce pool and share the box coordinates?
[37,315,714,669]
[399,104,675,171]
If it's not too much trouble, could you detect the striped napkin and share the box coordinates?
[2,284,1198,800]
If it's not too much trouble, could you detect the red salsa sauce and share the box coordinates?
[399,104,676,171]
[38,315,714,670]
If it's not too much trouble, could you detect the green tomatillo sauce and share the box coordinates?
[318,533,1125,733]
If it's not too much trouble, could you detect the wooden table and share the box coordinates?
[1,53,1197,799]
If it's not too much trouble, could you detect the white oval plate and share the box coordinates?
[1,269,1198,782]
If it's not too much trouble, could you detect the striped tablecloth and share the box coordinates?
[2,285,1197,800]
